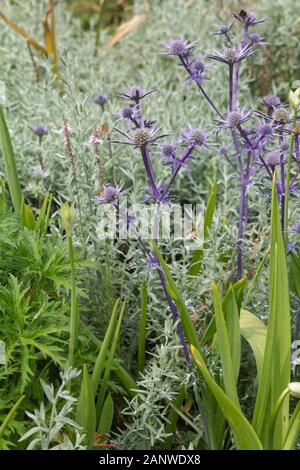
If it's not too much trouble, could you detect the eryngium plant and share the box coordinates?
[165,10,299,279]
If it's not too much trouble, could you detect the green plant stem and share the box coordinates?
[0,395,25,439]
[269,387,289,447]
[68,234,78,368]
[138,282,147,372]
[284,110,297,246]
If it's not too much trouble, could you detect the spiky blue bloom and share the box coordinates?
[181,125,208,148]
[93,93,109,106]
[207,44,255,65]
[231,10,267,27]
[30,124,49,137]
[219,109,252,129]
[95,184,121,204]
[117,85,155,103]
[163,38,195,57]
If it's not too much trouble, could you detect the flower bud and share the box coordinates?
[60,202,75,235]
[289,88,300,110]
[288,382,300,398]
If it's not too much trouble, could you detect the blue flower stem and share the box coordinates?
[233,25,248,107]
[164,145,194,194]
[179,57,224,119]
[279,126,285,232]
[228,64,234,112]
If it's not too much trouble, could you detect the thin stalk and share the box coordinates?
[228,64,233,112]
[233,25,248,108]
[68,234,78,368]
[164,145,194,194]
[138,282,148,372]
[279,127,285,232]
[26,42,40,82]
[284,110,297,245]
[179,57,224,118]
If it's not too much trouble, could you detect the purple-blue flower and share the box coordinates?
[207,44,255,65]
[95,184,121,204]
[30,124,49,137]
[181,125,208,148]
[93,93,109,106]
[219,109,252,129]
[117,85,155,103]
[231,10,267,27]
[163,38,195,57]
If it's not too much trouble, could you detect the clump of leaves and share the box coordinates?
[19,367,85,450]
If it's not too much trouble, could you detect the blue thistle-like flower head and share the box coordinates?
[272,107,291,125]
[113,125,168,148]
[257,122,273,141]
[249,33,267,46]
[95,184,121,205]
[93,93,109,106]
[181,125,208,148]
[231,10,267,27]
[261,95,281,110]
[219,109,252,129]
[117,85,155,103]
[120,106,134,120]
[265,151,280,167]
[163,38,195,57]
[161,143,177,162]
[185,57,210,87]
[213,23,233,36]
[207,44,255,65]
[30,124,49,137]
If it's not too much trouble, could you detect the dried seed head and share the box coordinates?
[223,47,239,63]
[273,107,290,125]
[132,128,152,147]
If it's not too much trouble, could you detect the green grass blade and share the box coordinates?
[282,401,300,449]
[222,285,241,381]
[200,276,247,346]
[138,282,147,372]
[240,309,267,381]
[0,395,25,439]
[91,298,120,397]
[76,364,96,450]
[21,197,36,230]
[0,104,21,212]
[189,181,217,276]
[96,299,126,419]
[112,362,137,399]
[244,248,269,304]
[212,282,240,407]
[191,345,262,450]
[162,385,186,450]
[98,392,114,435]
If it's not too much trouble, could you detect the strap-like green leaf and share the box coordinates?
[0,104,21,212]
[240,309,266,381]
[191,345,263,450]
